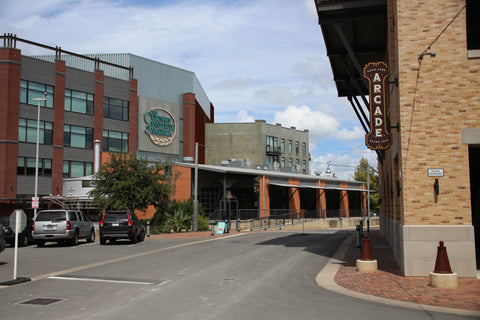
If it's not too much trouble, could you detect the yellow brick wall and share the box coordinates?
[384,0,479,225]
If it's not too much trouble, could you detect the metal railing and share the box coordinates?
[207,208,368,232]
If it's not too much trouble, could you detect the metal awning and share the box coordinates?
[314,0,388,136]
[268,181,369,192]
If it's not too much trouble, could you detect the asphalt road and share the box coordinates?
[0,231,476,320]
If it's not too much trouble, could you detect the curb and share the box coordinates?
[315,235,480,317]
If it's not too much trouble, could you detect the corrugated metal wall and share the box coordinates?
[34,53,212,118]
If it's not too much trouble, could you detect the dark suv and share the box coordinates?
[99,210,145,245]
[0,216,35,247]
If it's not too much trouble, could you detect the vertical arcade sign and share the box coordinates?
[363,62,392,150]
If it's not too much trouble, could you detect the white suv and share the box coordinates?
[32,209,95,247]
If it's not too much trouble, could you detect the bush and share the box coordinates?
[197,215,210,231]
[152,198,206,233]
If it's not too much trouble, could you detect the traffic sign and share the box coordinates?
[31,196,39,209]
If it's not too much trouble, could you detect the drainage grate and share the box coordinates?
[19,298,64,306]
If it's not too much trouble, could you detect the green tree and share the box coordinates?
[89,153,175,211]
[353,157,379,213]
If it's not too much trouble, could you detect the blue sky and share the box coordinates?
[1,0,377,179]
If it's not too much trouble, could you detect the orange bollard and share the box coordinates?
[360,234,374,261]
[433,241,453,274]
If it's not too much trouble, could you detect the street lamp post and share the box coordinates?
[193,142,199,232]
[32,93,48,217]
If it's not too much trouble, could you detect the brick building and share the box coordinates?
[205,120,310,173]
[315,0,479,277]
[0,35,213,216]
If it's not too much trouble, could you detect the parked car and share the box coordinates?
[0,223,5,254]
[99,210,145,245]
[0,216,35,247]
[32,209,95,247]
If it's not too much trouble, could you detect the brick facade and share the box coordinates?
[381,0,479,276]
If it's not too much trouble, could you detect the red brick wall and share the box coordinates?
[0,48,21,201]
[129,78,138,153]
[52,59,66,195]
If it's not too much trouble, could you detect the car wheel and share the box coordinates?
[70,231,79,246]
[100,235,106,245]
[87,229,95,243]
[139,230,145,242]
[131,233,138,244]
[37,240,45,247]
[20,234,28,247]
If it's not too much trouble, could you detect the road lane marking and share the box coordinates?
[48,276,164,285]
[29,233,247,282]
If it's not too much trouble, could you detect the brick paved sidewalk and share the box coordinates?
[334,231,480,312]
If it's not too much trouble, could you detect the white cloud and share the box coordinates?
[273,105,339,141]
[1,0,382,171]
[336,126,365,141]
[236,110,255,123]
[215,78,262,90]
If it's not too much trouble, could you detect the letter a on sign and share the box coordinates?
[364,62,392,150]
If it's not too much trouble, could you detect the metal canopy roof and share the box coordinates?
[314,0,388,146]
[314,0,387,98]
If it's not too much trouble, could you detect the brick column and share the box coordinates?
[94,69,104,143]
[288,178,301,216]
[52,59,66,195]
[259,175,270,217]
[128,78,138,153]
[0,48,21,202]
[318,180,327,218]
[339,182,349,217]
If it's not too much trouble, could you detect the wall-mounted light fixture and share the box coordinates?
[418,51,436,60]
[434,179,440,196]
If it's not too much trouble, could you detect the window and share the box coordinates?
[281,139,285,153]
[17,157,52,176]
[266,155,278,164]
[18,118,53,145]
[467,0,480,52]
[302,142,307,155]
[266,136,278,152]
[288,140,292,154]
[63,161,93,178]
[103,130,129,153]
[64,125,93,149]
[104,97,129,121]
[281,157,285,167]
[288,158,293,167]
[295,141,299,155]
[65,89,94,115]
[303,160,307,173]
[20,80,54,108]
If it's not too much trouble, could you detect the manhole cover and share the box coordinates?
[19,298,64,306]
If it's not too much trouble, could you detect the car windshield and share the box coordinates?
[104,212,128,220]
[36,211,66,222]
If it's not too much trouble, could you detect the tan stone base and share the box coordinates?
[356,259,378,273]
[429,272,458,289]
